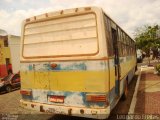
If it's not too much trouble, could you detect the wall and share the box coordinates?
[0,36,10,78]
[8,35,20,74]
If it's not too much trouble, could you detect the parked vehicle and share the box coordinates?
[0,73,20,93]
[137,49,143,63]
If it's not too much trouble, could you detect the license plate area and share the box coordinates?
[48,95,65,103]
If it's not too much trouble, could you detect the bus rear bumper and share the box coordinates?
[20,99,110,119]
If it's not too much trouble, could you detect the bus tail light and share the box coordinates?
[20,90,32,96]
[86,94,107,102]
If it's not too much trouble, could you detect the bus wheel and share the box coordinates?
[121,80,128,100]
[135,65,138,71]
[6,85,12,93]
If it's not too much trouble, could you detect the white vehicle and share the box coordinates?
[136,49,143,63]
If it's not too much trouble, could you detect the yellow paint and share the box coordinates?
[20,71,35,89]
[53,71,108,92]
[20,56,136,93]
[108,56,136,91]
[34,72,49,89]
[120,57,136,79]
[109,68,115,90]
[21,70,109,92]
[0,37,11,64]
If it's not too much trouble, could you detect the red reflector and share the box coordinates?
[20,90,32,95]
[48,95,64,103]
[86,95,106,102]
[50,63,57,69]
[31,104,36,108]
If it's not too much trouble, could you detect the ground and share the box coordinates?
[134,66,160,115]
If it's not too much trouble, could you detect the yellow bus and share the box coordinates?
[20,6,136,119]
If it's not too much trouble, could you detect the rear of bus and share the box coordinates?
[20,7,110,119]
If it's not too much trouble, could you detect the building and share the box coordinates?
[8,35,20,74]
[0,29,20,78]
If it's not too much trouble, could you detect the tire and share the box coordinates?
[121,80,128,100]
[135,65,138,71]
[6,86,12,93]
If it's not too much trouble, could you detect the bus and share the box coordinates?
[20,6,136,119]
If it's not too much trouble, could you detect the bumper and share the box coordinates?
[20,99,110,119]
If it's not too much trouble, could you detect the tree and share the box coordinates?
[134,24,160,65]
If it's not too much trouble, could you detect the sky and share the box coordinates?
[0,0,160,38]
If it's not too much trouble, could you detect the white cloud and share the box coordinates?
[0,0,160,38]
[21,0,27,4]
[0,8,54,35]
[91,0,160,37]
[4,0,13,3]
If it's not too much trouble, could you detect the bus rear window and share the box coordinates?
[22,13,98,58]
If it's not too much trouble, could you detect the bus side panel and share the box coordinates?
[119,56,136,94]
[108,58,116,106]
[108,56,136,110]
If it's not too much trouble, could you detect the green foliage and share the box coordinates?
[134,24,160,56]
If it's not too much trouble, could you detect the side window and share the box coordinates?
[123,33,125,43]
[120,31,123,42]
[129,37,131,46]
[122,43,125,56]
[105,16,114,57]
[118,41,123,56]
[118,28,121,41]
[126,36,129,45]
[119,30,123,57]
[124,44,127,56]
[104,15,134,57]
